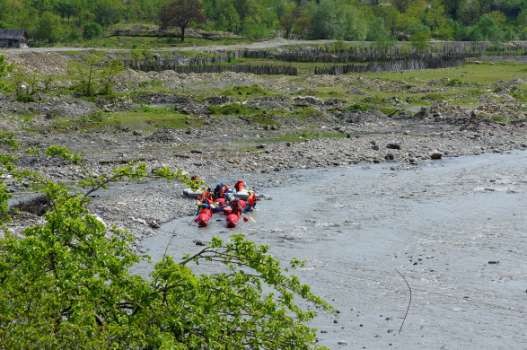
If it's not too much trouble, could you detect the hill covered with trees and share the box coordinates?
[0,0,526,44]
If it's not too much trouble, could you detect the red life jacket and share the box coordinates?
[247,193,256,208]
[199,190,213,204]
[230,199,246,213]
[223,206,233,215]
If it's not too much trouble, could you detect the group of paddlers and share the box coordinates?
[194,180,257,228]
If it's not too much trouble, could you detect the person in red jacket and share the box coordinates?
[245,191,257,212]
[226,198,245,228]
[198,188,213,204]
[195,202,213,227]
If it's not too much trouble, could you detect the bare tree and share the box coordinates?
[160,0,206,42]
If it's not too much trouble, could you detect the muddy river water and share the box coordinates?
[135,150,527,349]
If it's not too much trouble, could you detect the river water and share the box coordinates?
[136,151,527,349]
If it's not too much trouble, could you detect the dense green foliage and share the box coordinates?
[0,55,11,90]
[45,145,82,164]
[1,0,527,44]
[0,152,330,348]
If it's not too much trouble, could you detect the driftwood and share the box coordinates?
[8,193,51,216]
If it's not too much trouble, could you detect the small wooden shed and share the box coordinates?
[0,29,29,48]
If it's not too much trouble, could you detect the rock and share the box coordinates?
[414,107,428,118]
[8,193,50,216]
[488,260,500,264]
[193,240,205,246]
[371,144,380,151]
[386,142,401,150]
[293,96,322,106]
[385,153,394,161]
[337,341,348,346]
[131,217,148,226]
[145,129,180,143]
[256,144,266,149]
[430,150,443,160]
[205,96,229,105]
[147,219,161,229]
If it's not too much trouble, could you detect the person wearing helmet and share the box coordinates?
[199,188,213,204]
[234,180,246,193]
[245,191,257,212]
[195,202,213,227]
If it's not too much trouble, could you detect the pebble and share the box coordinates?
[386,142,401,150]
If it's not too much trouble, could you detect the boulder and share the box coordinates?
[386,142,401,150]
[430,150,443,160]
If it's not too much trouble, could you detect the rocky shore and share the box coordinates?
[5,101,526,238]
[2,61,526,237]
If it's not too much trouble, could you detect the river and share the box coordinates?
[136,150,527,349]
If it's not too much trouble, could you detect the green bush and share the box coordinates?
[0,55,11,91]
[222,84,270,98]
[0,131,19,149]
[512,84,527,102]
[45,145,82,164]
[346,103,371,112]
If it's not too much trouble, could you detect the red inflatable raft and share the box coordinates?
[195,207,213,227]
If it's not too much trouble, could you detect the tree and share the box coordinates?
[0,149,331,348]
[68,53,124,97]
[207,0,241,33]
[308,0,337,39]
[83,22,103,40]
[278,1,298,38]
[33,11,64,44]
[160,0,206,42]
